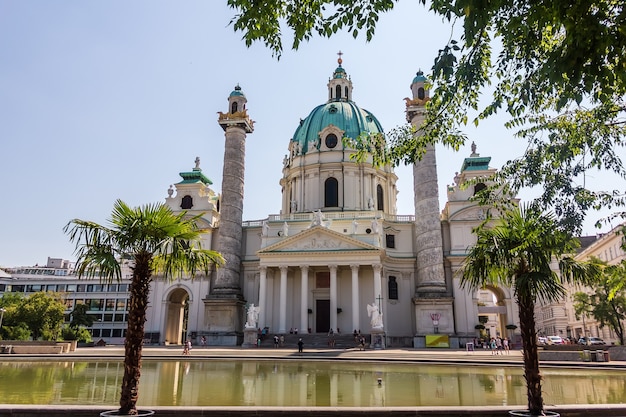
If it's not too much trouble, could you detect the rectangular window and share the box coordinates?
[388,276,399,300]
[112,329,123,337]
[11,285,25,292]
[105,299,115,311]
[66,284,77,293]
[65,299,75,309]
[385,234,396,249]
[116,300,126,311]
[101,329,112,337]
[77,284,86,292]
[87,299,104,311]
[56,284,66,292]
[119,284,129,292]
[114,313,125,322]
[91,329,101,337]
[103,314,114,322]
[0,284,5,292]
[46,285,57,292]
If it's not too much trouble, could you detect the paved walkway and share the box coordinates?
[8,344,625,370]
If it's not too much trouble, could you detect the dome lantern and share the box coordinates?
[327,51,353,102]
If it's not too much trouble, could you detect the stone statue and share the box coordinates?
[351,219,358,234]
[311,209,325,227]
[282,221,289,237]
[367,196,374,210]
[194,156,201,169]
[367,302,383,329]
[290,200,297,213]
[167,185,174,197]
[262,220,270,237]
[371,217,380,234]
[245,304,260,329]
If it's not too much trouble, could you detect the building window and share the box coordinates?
[474,183,487,195]
[345,86,349,98]
[377,184,384,211]
[386,234,396,248]
[181,195,193,210]
[388,276,398,300]
[231,102,238,113]
[418,87,425,100]
[325,177,339,207]
[335,85,341,99]
[325,134,338,149]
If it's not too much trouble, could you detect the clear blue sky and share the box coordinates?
[0,1,616,267]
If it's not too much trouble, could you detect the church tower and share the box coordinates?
[406,71,454,341]
[205,85,254,345]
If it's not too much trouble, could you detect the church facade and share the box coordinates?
[148,57,520,348]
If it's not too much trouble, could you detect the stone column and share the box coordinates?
[372,264,382,305]
[300,265,309,333]
[204,86,254,346]
[406,74,446,295]
[350,264,360,332]
[279,265,288,334]
[258,266,267,328]
[329,264,338,332]
[407,72,454,342]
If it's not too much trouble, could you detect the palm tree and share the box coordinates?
[460,206,599,416]
[65,199,223,415]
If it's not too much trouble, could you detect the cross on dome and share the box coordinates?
[337,50,343,65]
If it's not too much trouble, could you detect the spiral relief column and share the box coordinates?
[205,85,254,346]
[406,71,454,344]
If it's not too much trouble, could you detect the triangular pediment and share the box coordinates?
[258,226,380,254]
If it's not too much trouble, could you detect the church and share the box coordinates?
[147,56,520,348]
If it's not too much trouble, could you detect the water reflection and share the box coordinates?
[0,360,624,407]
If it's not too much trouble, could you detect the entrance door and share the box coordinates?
[316,299,330,333]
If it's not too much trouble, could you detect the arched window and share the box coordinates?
[181,195,193,210]
[388,276,398,300]
[325,177,338,207]
[345,86,349,98]
[474,183,487,195]
[376,184,384,211]
[231,102,238,113]
[335,85,342,99]
[417,87,425,100]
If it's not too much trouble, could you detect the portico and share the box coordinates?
[256,226,384,334]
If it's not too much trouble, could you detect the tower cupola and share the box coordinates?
[410,70,429,102]
[327,51,353,102]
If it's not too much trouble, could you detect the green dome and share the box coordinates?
[412,70,427,84]
[292,101,384,154]
[229,84,245,98]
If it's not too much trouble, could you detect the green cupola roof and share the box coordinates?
[412,69,427,84]
[291,55,384,154]
[229,84,245,98]
[177,157,213,185]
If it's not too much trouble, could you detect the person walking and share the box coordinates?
[297,338,304,353]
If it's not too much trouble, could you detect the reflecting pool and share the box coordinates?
[0,360,624,407]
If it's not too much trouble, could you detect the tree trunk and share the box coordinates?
[118,253,152,415]
[518,292,543,416]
